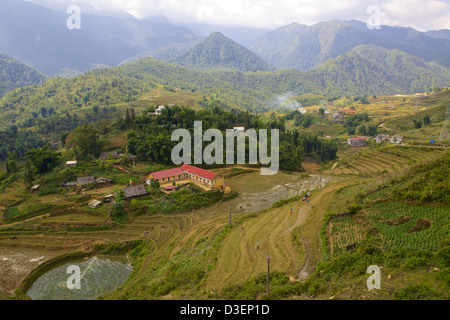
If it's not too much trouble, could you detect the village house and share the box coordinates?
[340,109,357,115]
[347,137,367,147]
[332,110,344,122]
[147,164,226,191]
[95,177,112,185]
[63,176,112,187]
[376,134,389,144]
[88,199,102,209]
[65,160,77,168]
[103,194,114,203]
[99,151,121,161]
[123,185,148,199]
[376,134,403,144]
[147,105,166,117]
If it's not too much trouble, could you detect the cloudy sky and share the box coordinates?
[29,0,450,31]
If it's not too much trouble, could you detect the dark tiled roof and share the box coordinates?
[122,185,148,199]
[99,151,119,160]
[77,176,96,185]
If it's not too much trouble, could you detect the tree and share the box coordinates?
[150,179,160,189]
[358,124,367,135]
[347,127,356,135]
[367,124,378,136]
[67,125,101,158]
[5,151,18,174]
[23,160,36,186]
[60,132,69,147]
[413,120,423,129]
[423,115,431,126]
[125,109,131,127]
[318,108,325,117]
[26,144,61,174]
[39,107,48,118]
[110,190,126,221]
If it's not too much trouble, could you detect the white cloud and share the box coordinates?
[28,0,450,30]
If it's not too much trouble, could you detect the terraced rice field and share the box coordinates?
[205,179,352,290]
[1,171,333,296]
[329,145,445,176]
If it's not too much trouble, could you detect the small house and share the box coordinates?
[147,105,166,117]
[391,135,403,144]
[99,152,120,161]
[88,199,102,209]
[103,194,114,203]
[77,176,96,186]
[66,161,77,167]
[340,109,357,115]
[122,185,148,199]
[347,137,366,147]
[31,185,40,192]
[376,134,388,144]
[95,177,112,185]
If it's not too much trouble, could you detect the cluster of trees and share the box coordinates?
[286,111,315,128]
[66,124,103,159]
[128,105,338,171]
[343,113,377,136]
[0,125,46,161]
[413,115,431,129]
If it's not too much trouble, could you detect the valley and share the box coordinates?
[0,1,449,302]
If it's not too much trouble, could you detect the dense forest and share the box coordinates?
[128,105,338,171]
[0,53,46,97]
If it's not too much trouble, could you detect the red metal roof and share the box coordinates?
[180,164,217,180]
[151,167,183,180]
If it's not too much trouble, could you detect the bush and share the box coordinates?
[394,284,441,300]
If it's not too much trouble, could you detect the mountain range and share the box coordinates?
[0,0,199,76]
[0,0,449,103]
[250,20,450,71]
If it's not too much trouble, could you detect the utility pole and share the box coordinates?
[265,257,273,295]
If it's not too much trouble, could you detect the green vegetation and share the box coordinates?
[170,32,273,72]
[129,105,337,171]
[131,184,237,215]
[0,53,46,97]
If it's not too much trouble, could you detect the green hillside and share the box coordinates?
[305,45,450,96]
[170,32,273,72]
[0,53,46,97]
[1,46,449,130]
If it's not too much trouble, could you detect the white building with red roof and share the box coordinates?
[147,164,225,190]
